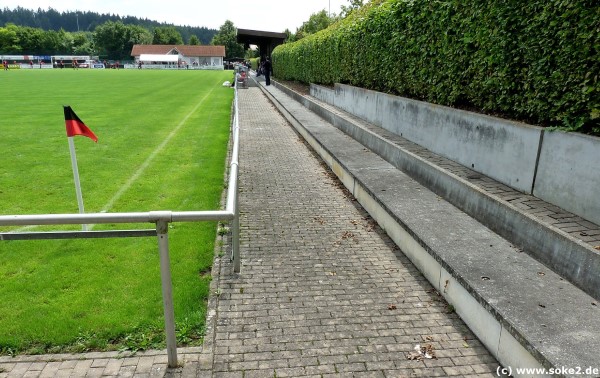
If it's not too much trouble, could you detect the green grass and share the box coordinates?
[0,69,234,355]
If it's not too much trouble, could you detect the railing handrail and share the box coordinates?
[0,210,234,226]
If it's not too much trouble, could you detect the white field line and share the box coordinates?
[89,89,214,229]
[12,89,214,233]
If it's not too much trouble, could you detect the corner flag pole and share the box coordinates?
[67,136,87,231]
[63,105,98,231]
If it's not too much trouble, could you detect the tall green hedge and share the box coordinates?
[272,0,600,134]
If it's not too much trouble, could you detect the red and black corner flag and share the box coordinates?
[63,105,98,142]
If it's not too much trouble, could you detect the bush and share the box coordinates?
[272,0,600,135]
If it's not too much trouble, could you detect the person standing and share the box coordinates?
[263,57,272,86]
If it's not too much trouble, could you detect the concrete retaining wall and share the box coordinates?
[534,131,600,226]
[311,83,600,226]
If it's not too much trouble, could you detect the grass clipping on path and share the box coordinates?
[0,69,234,355]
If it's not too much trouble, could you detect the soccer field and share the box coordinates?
[0,69,234,354]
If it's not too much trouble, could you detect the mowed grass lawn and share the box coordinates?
[0,68,234,355]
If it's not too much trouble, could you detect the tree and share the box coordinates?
[340,0,366,18]
[152,26,183,45]
[72,31,94,55]
[93,21,151,59]
[125,24,152,53]
[283,28,296,43]
[295,10,334,40]
[211,20,244,59]
[288,1,365,42]
[245,47,259,59]
[301,10,332,35]
[41,29,61,54]
[189,35,200,45]
[93,20,128,59]
[0,24,21,53]
[291,0,363,42]
[56,29,74,54]
[14,26,44,53]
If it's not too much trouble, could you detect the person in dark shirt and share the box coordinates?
[263,57,272,86]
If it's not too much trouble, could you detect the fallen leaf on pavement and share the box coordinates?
[407,344,437,361]
[341,231,355,239]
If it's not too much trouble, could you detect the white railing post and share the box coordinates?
[231,78,241,273]
[156,219,178,368]
[232,185,240,273]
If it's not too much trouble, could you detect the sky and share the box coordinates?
[2,0,350,32]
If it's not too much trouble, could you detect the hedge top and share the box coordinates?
[273,0,600,135]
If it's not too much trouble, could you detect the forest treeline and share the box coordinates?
[0,6,217,59]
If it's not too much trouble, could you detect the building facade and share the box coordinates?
[130,45,226,69]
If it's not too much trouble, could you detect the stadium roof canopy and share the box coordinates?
[236,29,286,60]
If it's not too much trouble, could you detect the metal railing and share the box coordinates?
[0,81,242,368]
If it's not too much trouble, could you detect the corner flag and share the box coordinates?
[63,105,97,230]
[64,105,98,142]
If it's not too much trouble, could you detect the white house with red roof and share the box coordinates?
[131,45,226,69]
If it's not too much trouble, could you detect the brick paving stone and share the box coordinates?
[117,364,137,377]
[38,362,60,378]
[135,356,156,374]
[122,357,141,367]
[180,361,199,378]
[21,372,41,378]
[212,372,242,378]
[53,369,71,378]
[153,354,169,364]
[70,359,93,376]
[205,87,503,377]
[103,359,124,376]
[84,367,105,377]
[24,362,45,372]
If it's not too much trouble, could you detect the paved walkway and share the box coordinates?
[207,87,502,377]
[0,86,503,377]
